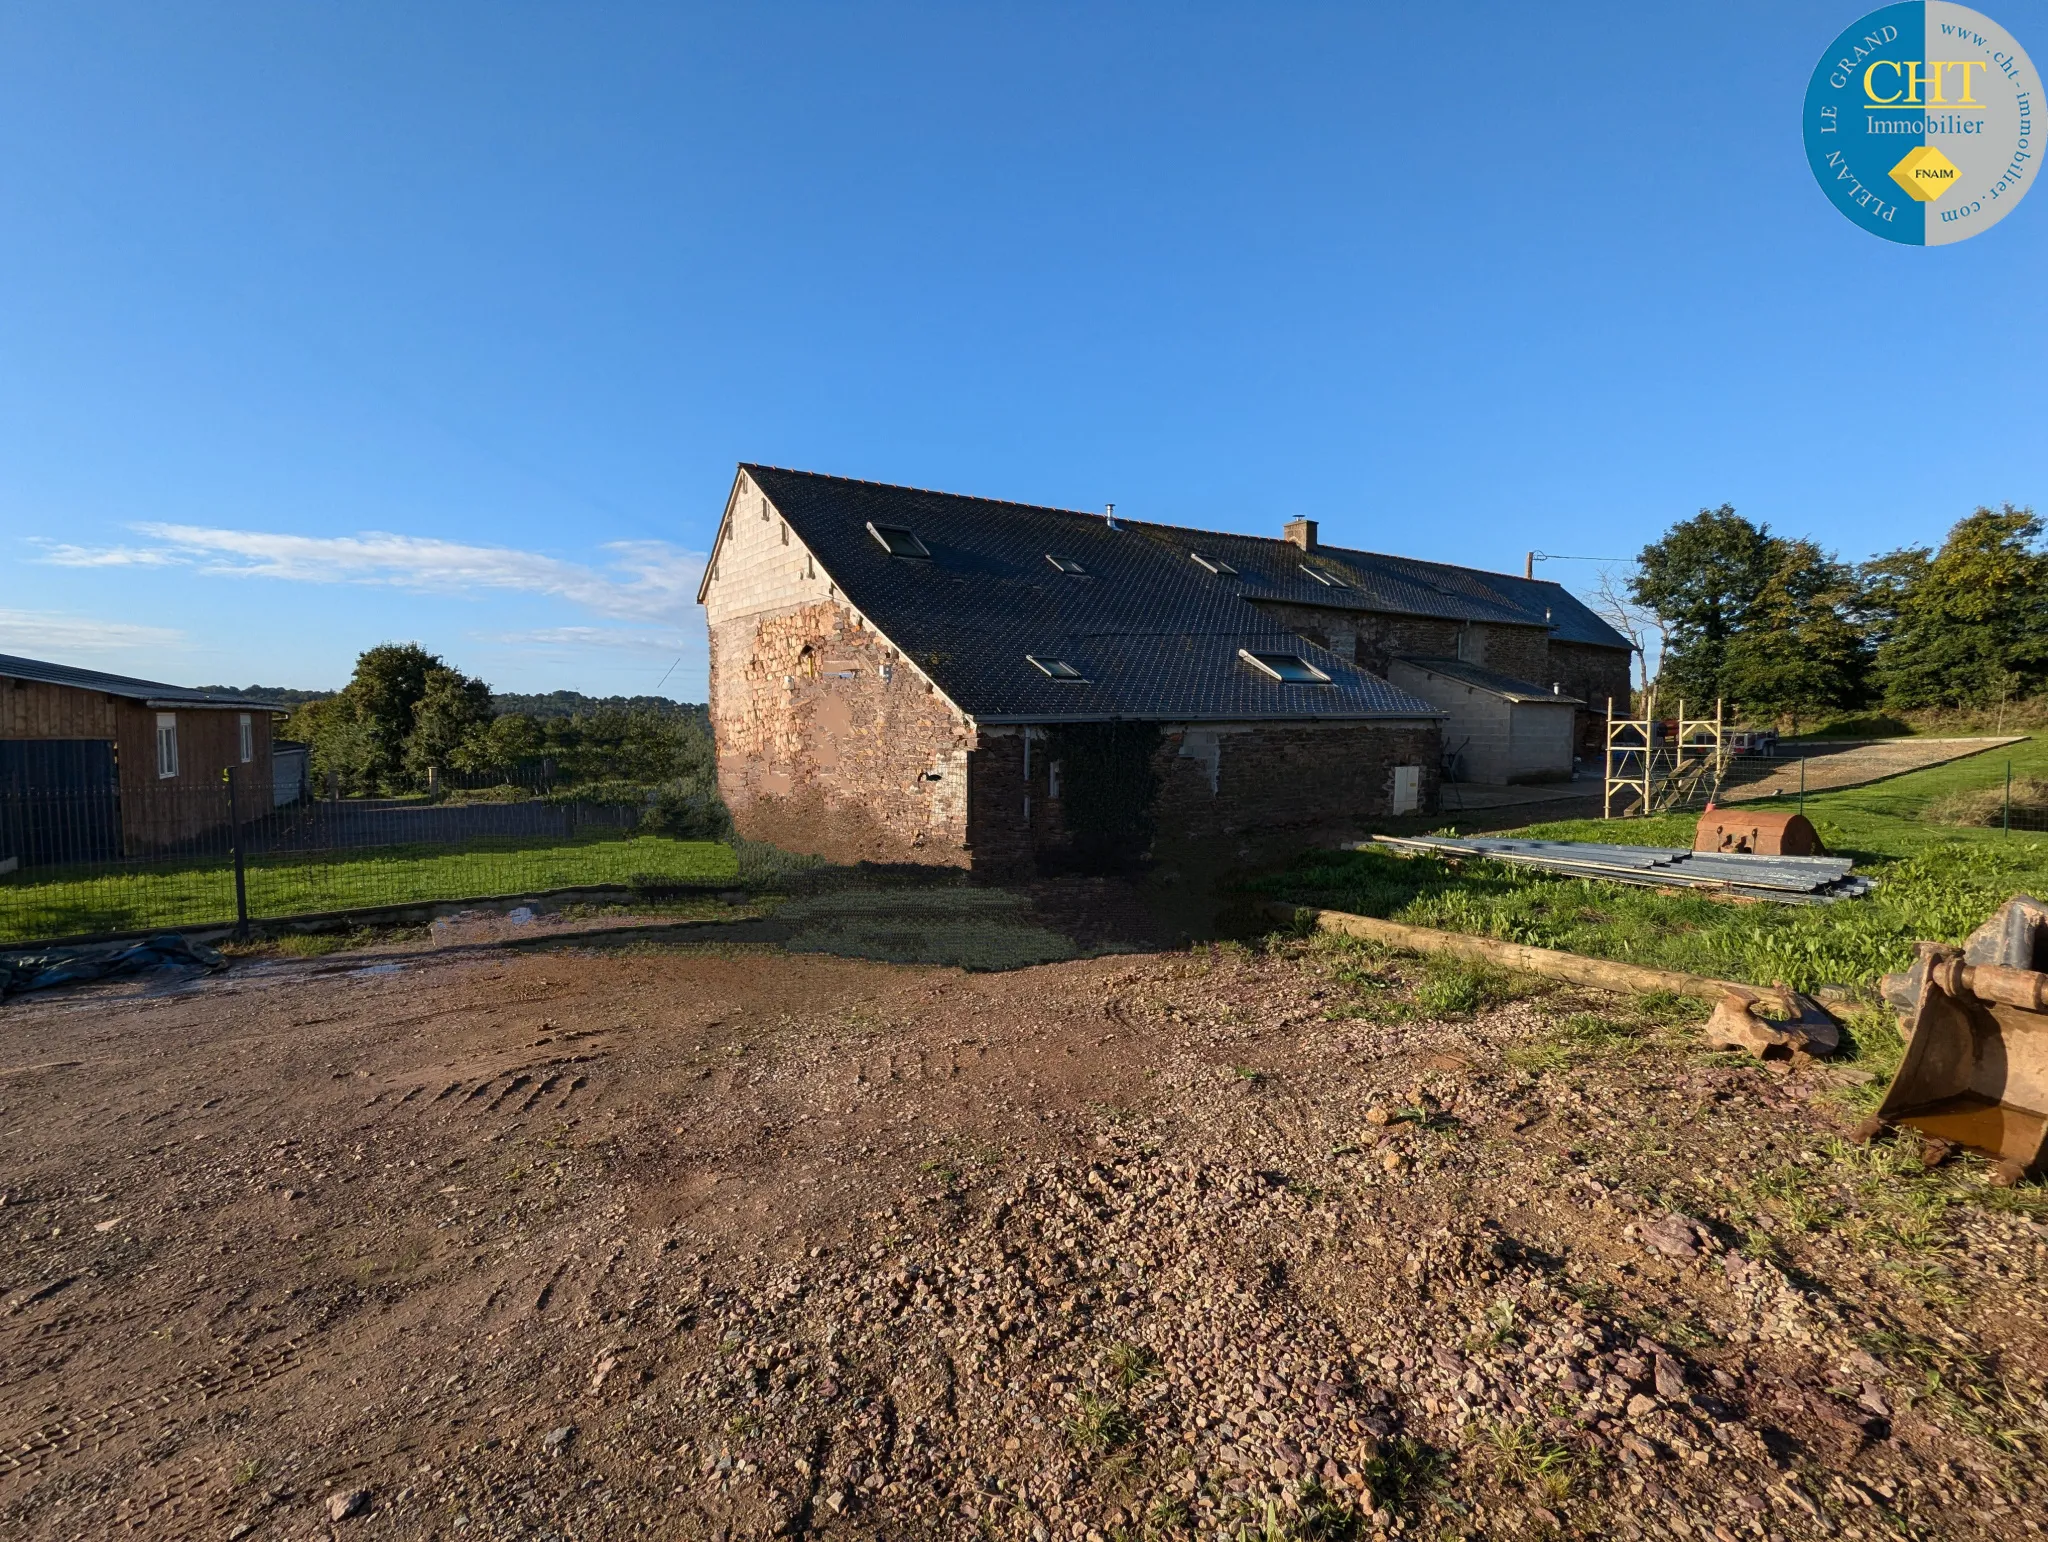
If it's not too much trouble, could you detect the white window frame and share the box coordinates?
[866,521,932,559]
[238,712,253,763]
[155,713,179,779]
[1026,655,1089,681]
[1239,649,1333,685]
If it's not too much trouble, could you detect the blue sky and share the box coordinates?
[2,3,2042,700]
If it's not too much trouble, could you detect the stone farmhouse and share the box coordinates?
[698,467,1632,875]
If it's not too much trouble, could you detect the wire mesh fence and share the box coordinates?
[1644,746,2047,833]
[0,776,742,946]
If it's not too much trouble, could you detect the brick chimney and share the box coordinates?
[1284,517,1318,550]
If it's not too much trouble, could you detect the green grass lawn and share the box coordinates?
[0,833,739,944]
[1268,735,2048,994]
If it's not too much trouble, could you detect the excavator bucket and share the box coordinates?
[1871,896,2048,1183]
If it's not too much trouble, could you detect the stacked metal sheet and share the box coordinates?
[1363,834,1875,903]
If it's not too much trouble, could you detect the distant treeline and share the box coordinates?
[220,685,704,720]
[487,690,706,722]
[280,645,724,835]
[198,685,336,710]
[1619,503,2047,725]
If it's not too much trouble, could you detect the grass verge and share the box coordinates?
[0,834,739,944]
[1266,735,2048,994]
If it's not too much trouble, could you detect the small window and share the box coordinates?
[238,713,253,763]
[1026,655,1088,681]
[1240,650,1332,685]
[1191,552,1238,576]
[1045,554,1087,575]
[866,522,932,559]
[1301,564,1350,588]
[155,713,179,778]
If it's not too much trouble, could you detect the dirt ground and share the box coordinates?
[1722,738,2022,803]
[2,899,2045,1542]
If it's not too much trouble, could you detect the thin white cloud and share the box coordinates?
[479,626,696,653]
[31,542,184,568]
[33,525,706,625]
[0,609,186,654]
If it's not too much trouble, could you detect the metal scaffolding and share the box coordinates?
[1603,697,1727,818]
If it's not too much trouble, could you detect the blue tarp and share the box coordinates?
[0,934,226,999]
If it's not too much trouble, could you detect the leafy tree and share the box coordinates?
[543,707,712,785]
[1629,506,1777,709]
[1864,505,2048,710]
[1720,539,1869,727]
[344,643,443,790]
[281,694,377,795]
[404,667,494,786]
[282,643,490,795]
[450,713,546,779]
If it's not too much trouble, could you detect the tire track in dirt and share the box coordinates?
[0,1332,307,1478]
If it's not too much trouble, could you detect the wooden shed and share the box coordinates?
[1385,657,1582,786]
[0,653,285,862]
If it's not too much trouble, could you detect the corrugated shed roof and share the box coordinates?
[741,469,1443,723]
[0,653,289,711]
[1396,656,1586,705]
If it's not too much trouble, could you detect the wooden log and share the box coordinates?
[1261,900,1751,1003]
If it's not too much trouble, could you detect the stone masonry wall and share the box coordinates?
[708,605,972,865]
[967,718,1442,878]
[1467,624,1552,684]
[1249,603,1462,675]
[1548,642,1633,719]
[705,473,976,865]
[1547,641,1635,759]
[1245,603,1550,688]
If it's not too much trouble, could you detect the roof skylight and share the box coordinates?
[866,522,932,559]
[1301,564,1351,589]
[1239,650,1332,685]
[1191,552,1238,575]
[1026,655,1088,681]
[1045,555,1087,575]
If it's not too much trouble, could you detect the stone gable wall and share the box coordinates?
[703,475,975,865]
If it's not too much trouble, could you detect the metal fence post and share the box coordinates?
[224,769,249,941]
[2006,760,2013,838]
[1799,755,1806,815]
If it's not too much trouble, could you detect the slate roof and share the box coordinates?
[0,654,288,711]
[1395,657,1585,706]
[732,467,1626,725]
